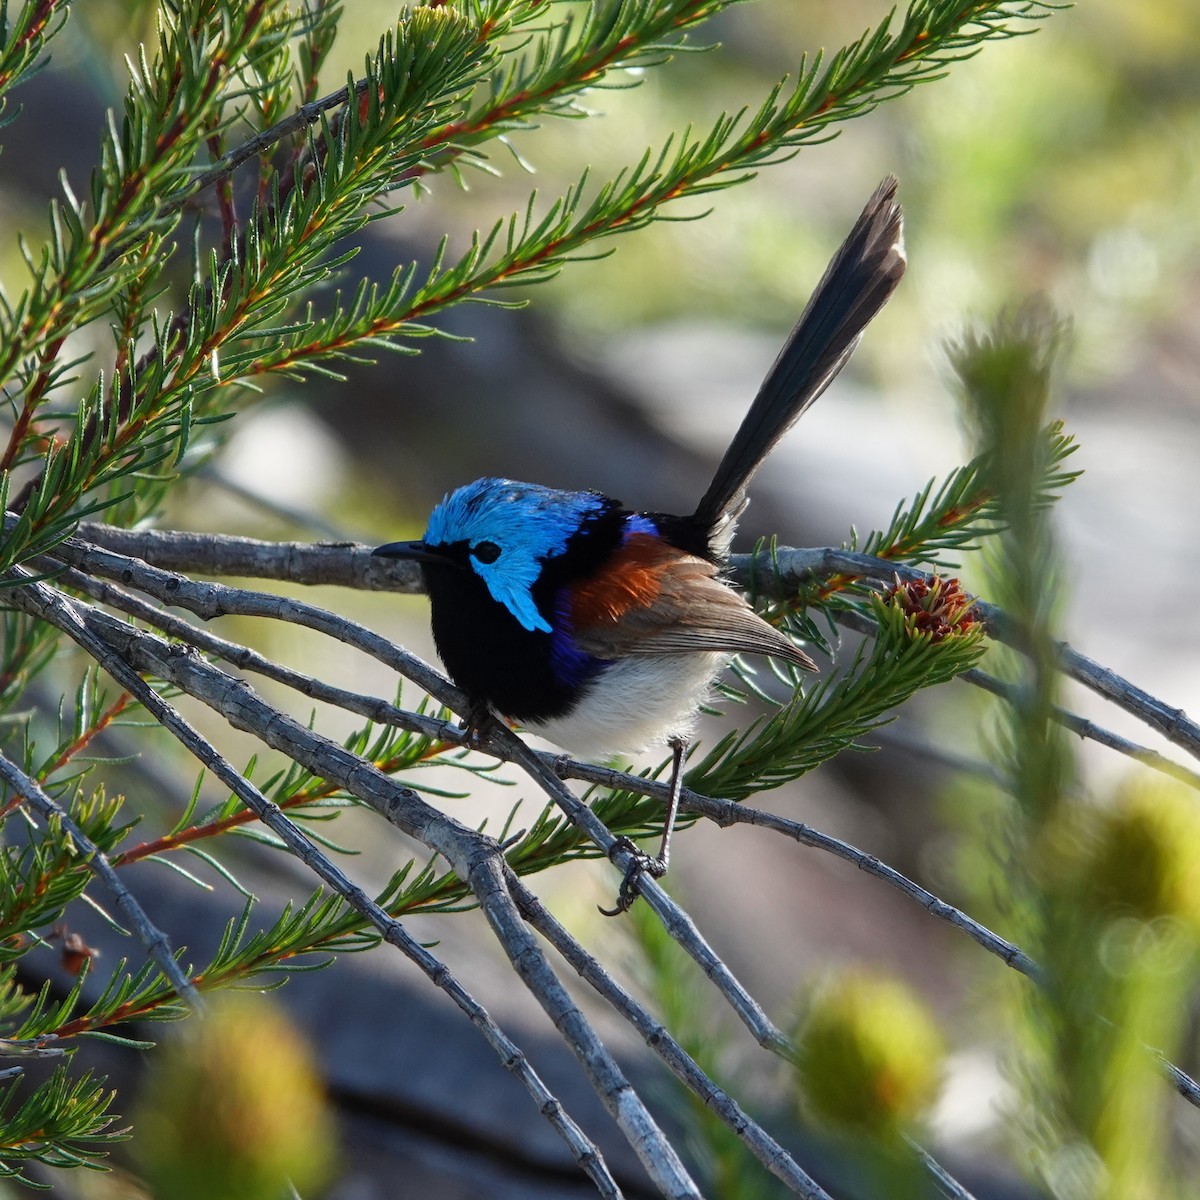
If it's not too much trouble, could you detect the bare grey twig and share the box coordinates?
[75,523,409,588]
[907,1138,980,1200]
[760,547,1200,763]
[45,529,452,703]
[1161,1055,1200,1109]
[469,851,701,1199]
[0,1036,63,1060]
[558,756,1040,980]
[513,866,978,1200]
[961,667,1200,789]
[125,78,372,252]
[831,605,1200,790]
[16,539,1129,992]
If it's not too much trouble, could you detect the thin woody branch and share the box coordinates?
[830,605,1200,789]
[148,77,371,238]
[761,547,1200,761]
[67,522,1200,770]
[509,872,836,1200]
[560,756,1040,977]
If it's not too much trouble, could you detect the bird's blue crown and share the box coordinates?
[423,477,606,634]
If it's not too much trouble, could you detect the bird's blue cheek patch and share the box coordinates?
[473,559,552,634]
[422,478,608,635]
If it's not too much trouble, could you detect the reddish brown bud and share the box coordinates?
[885,574,978,642]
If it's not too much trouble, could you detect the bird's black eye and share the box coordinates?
[471,540,501,564]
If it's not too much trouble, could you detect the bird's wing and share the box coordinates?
[566,536,816,670]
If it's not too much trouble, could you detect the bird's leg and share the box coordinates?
[653,734,688,877]
[598,735,687,917]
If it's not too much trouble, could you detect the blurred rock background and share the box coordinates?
[2,2,1198,1196]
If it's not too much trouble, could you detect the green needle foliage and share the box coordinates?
[853,420,1079,568]
[0,1066,123,1184]
[0,0,1124,1192]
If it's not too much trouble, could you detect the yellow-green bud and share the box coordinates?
[1085,778,1200,931]
[794,970,944,1138]
[135,994,335,1200]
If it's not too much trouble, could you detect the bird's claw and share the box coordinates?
[598,837,666,917]
[459,703,499,749]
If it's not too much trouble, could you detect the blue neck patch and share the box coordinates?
[424,477,606,634]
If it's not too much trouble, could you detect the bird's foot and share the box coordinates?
[459,702,500,749]
[598,837,667,917]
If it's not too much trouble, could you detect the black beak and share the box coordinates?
[372,539,445,565]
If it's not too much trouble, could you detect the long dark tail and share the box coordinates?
[690,177,906,540]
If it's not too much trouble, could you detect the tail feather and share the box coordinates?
[691,176,906,542]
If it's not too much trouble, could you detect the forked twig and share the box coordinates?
[509,871,835,1200]
[5,573,628,1198]
[15,575,716,1196]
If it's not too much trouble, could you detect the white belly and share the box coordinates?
[523,652,731,757]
